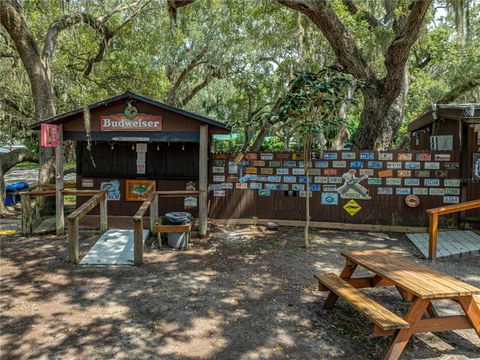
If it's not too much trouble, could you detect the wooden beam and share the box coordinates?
[210,218,427,233]
[67,191,105,220]
[68,217,79,264]
[62,190,102,196]
[198,125,208,237]
[156,224,192,233]
[133,218,144,265]
[156,190,200,197]
[150,192,158,235]
[56,124,64,235]
[426,199,480,216]
[372,315,472,337]
[428,212,438,262]
[21,194,32,235]
[99,192,108,233]
[317,276,393,291]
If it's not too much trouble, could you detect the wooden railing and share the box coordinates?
[132,190,200,265]
[19,188,99,235]
[67,190,107,264]
[426,199,480,261]
[133,192,158,266]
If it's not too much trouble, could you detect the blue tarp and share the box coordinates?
[4,182,29,206]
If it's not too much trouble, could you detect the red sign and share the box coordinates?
[40,124,60,147]
[100,114,162,131]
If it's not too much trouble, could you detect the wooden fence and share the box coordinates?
[208,151,462,229]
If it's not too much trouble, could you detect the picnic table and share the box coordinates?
[315,249,480,360]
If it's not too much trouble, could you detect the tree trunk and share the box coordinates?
[353,73,409,150]
[0,0,56,212]
[331,84,355,150]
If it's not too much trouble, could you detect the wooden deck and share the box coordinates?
[406,230,480,259]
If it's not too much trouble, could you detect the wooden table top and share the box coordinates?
[341,249,480,299]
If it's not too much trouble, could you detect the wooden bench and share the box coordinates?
[315,273,410,331]
[155,223,192,248]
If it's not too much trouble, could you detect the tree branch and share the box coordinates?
[342,0,383,29]
[278,0,375,80]
[0,96,33,118]
[383,0,432,103]
[437,76,480,104]
[164,45,209,104]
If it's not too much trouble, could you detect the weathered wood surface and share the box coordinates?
[133,218,144,265]
[149,193,158,235]
[318,249,480,360]
[68,217,79,264]
[316,273,409,331]
[155,224,192,233]
[156,190,200,197]
[427,199,480,261]
[56,124,64,235]
[198,124,208,236]
[67,190,106,264]
[21,194,32,235]
[341,249,480,299]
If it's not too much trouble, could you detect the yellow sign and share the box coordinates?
[343,200,362,216]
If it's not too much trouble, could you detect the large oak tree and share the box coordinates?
[278,0,432,150]
[0,0,149,203]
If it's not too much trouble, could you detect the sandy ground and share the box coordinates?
[0,226,479,360]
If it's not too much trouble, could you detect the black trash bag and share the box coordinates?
[163,212,193,225]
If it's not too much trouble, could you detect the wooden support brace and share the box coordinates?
[372,315,473,337]
[99,192,108,233]
[149,193,158,236]
[198,124,208,237]
[56,124,64,235]
[68,217,79,264]
[21,194,32,235]
[133,218,144,266]
[428,212,438,262]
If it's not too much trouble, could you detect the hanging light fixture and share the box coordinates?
[132,143,135,150]
[156,143,160,151]
[182,143,185,151]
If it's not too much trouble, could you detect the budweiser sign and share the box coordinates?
[100,114,162,131]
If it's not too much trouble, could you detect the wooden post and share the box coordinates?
[99,191,108,233]
[198,124,208,237]
[150,192,158,236]
[55,124,64,235]
[134,218,144,265]
[68,217,79,264]
[21,194,32,235]
[428,212,438,262]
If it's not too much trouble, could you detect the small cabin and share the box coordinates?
[408,104,480,224]
[32,91,231,217]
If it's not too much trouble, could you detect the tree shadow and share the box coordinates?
[1,227,479,359]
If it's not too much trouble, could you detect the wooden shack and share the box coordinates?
[32,91,231,230]
[408,104,480,224]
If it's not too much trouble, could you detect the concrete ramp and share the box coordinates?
[406,230,480,259]
[80,228,149,265]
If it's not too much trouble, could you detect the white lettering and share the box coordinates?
[103,118,111,127]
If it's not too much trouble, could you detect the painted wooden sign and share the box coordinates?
[100,114,162,131]
[40,124,60,147]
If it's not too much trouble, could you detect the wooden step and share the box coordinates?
[315,273,410,331]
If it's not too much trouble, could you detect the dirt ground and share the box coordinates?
[1,225,479,360]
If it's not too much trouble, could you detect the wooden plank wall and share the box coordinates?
[208,151,461,228]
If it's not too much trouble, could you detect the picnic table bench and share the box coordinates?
[315,249,480,360]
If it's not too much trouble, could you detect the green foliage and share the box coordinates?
[1,0,479,152]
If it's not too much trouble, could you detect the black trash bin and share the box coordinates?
[163,212,193,248]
